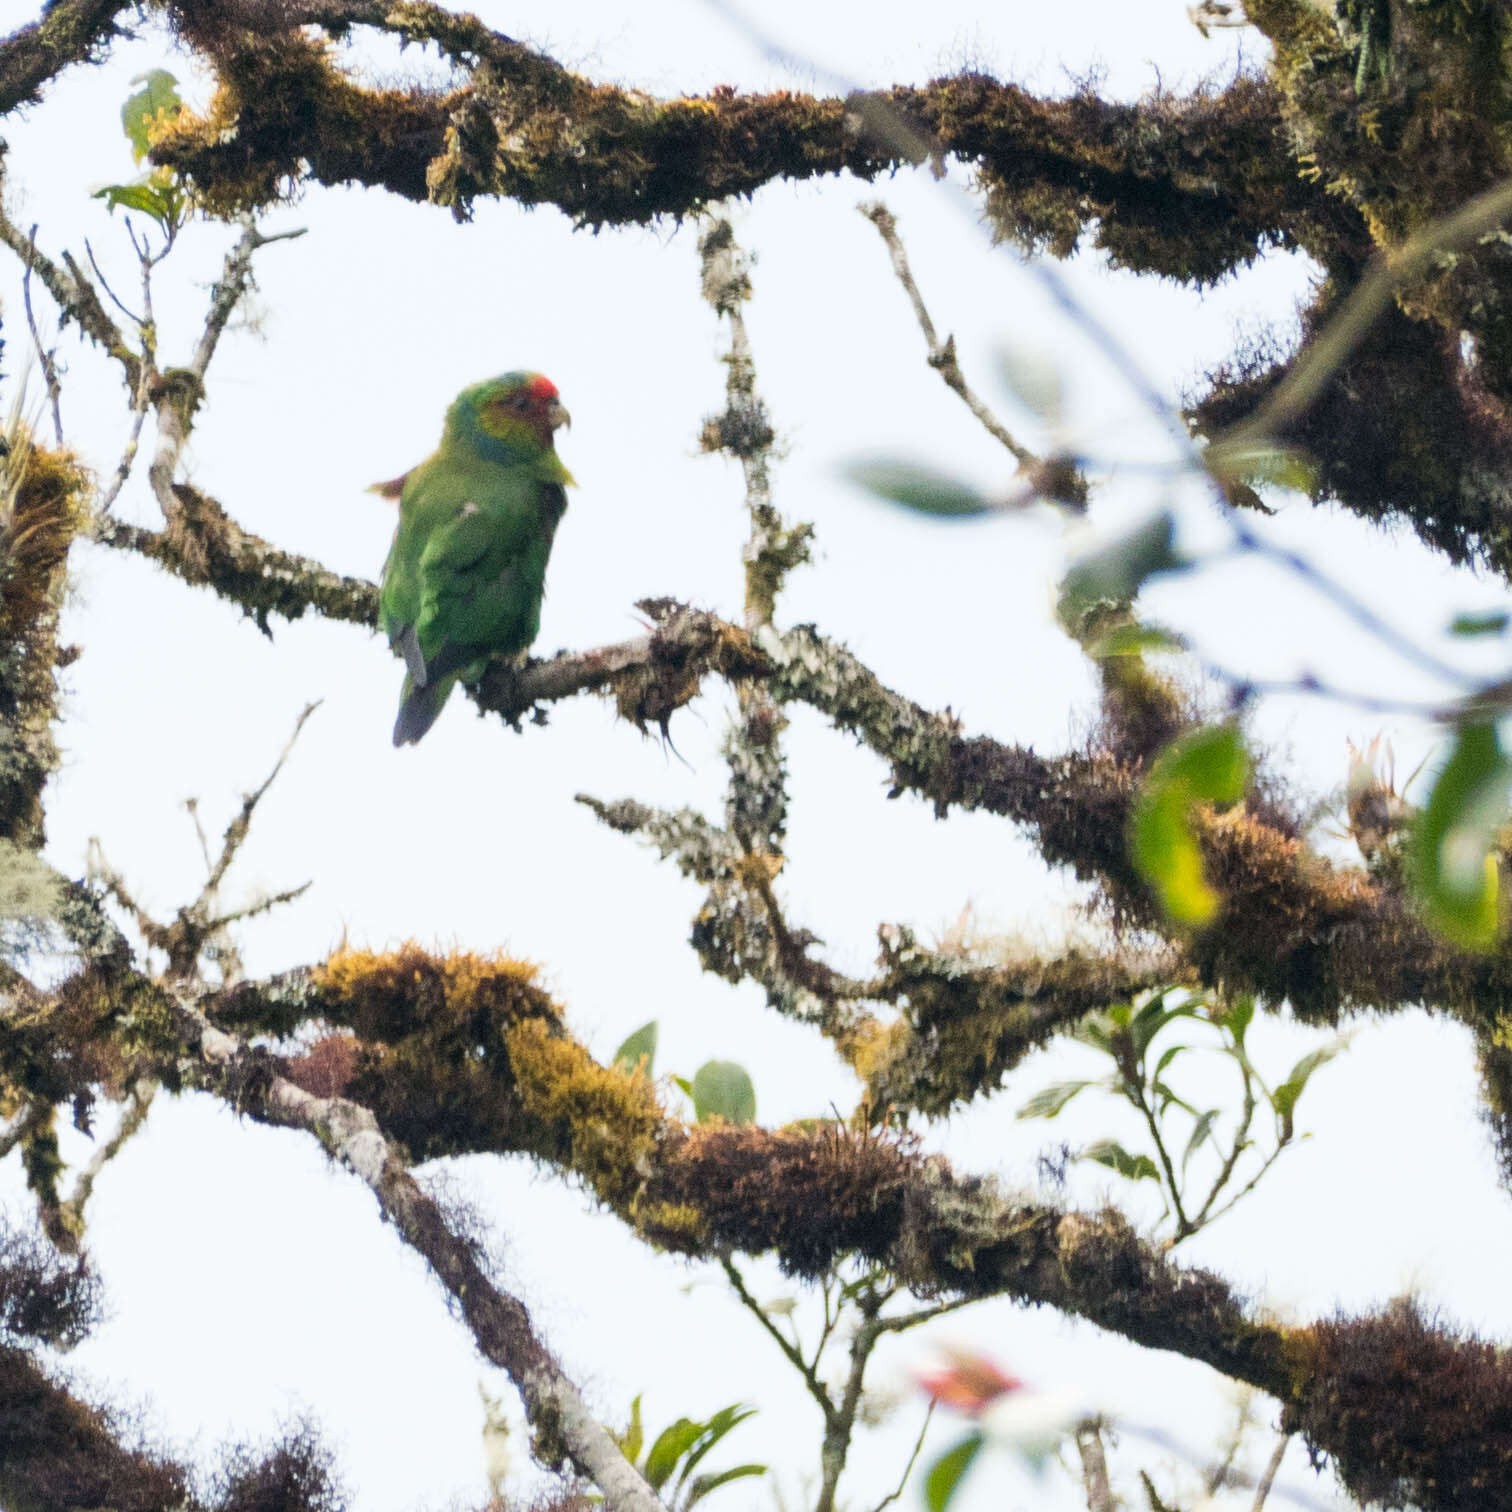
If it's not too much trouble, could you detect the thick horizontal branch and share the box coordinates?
[188,948,1512,1512]
[143,2,1354,282]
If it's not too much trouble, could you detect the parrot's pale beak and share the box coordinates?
[546,400,571,432]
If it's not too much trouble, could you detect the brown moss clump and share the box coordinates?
[1286,1296,1512,1508]
[0,437,90,849]
[649,1123,912,1274]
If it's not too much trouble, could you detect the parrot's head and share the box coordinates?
[448,372,571,464]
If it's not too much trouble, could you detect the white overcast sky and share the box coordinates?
[2,2,1508,1509]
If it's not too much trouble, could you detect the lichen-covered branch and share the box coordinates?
[96,493,380,631]
[0,0,132,117]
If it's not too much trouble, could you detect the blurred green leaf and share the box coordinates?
[1131,724,1249,927]
[1059,511,1189,620]
[121,69,182,161]
[1153,1043,1188,1078]
[1016,1080,1094,1120]
[1270,1043,1340,1130]
[1181,1108,1221,1174]
[645,1419,705,1490]
[619,1394,645,1467]
[1214,993,1255,1045]
[1449,611,1511,638]
[1206,439,1317,497]
[1081,1138,1161,1182]
[844,459,994,517]
[686,1466,767,1508]
[673,1075,693,1098]
[925,1433,984,1512]
[691,1060,756,1125]
[1409,721,1511,950]
[613,1020,658,1077]
[678,1405,758,1486]
[1086,621,1186,659]
[993,346,1062,426]
[1071,1012,1115,1054]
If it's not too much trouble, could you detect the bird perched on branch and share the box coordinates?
[376,372,573,746]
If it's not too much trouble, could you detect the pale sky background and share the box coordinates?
[0,2,1507,1509]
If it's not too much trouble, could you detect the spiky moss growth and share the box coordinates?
[1247,0,1512,402]
[1285,1297,1512,1508]
[1195,301,1512,581]
[0,437,90,850]
[646,1123,912,1275]
[1477,1026,1512,1192]
[909,71,1329,283]
[0,1342,189,1512]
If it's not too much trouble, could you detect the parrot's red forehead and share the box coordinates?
[524,375,559,401]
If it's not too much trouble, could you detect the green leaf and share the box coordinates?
[613,1020,658,1077]
[1080,1138,1161,1182]
[1214,994,1255,1045]
[685,1465,767,1509]
[1449,611,1511,638]
[1409,721,1512,950]
[1205,439,1318,498]
[1270,1043,1340,1129]
[619,1394,645,1467]
[691,1060,756,1125]
[1131,724,1249,927]
[678,1405,758,1485]
[1086,621,1186,659]
[1058,511,1189,619]
[1181,1108,1221,1174]
[644,1418,704,1490]
[844,459,994,517]
[1016,1079,1094,1120]
[924,1433,984,1512]
[1153,1043,1188,1078]
[1072,1011,1116,1054]
[993,346,1063,425]
[121,69,182,161]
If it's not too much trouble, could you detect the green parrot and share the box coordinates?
[376,372,574,746]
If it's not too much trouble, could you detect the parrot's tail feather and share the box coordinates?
[393,675,454,746]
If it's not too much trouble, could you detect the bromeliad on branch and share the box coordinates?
[376,372,574,745]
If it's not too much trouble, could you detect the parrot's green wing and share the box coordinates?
[382,463,566,745]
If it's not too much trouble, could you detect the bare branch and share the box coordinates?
[22,229,64,445]
[860,201,1034,465]
[1251,1433,1290,1512]
[722,1256,836,1422]
[867,1404,933,1512]
[1075,1421,1115,1512]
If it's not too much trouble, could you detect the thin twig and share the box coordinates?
[868,1404,934,1512]
[1251,1433,1291,1512]
[23,228,63,445]
[1075,1421,1115,1512]
[722,1256,835,1419]
[860,201,1033,465]
[57,1078,156,1234]
[84,238,144,326]
[202,700,319,898]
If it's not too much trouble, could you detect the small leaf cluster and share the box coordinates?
[613,1396,765,1511]
[613,1020,757,1125]
[1019,986,1342,1243]
[93,71,190,241]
